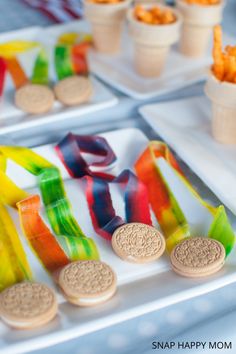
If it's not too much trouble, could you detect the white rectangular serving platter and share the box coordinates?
[44,20,234,100]
[140,96,236,216]
[0,26,118,135]
[1,127,236,354]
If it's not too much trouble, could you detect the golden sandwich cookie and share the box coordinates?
[15,84,54,114]
[112,222,166,263]
[54,76,92,106]
[170,237,225,278]
[0,282,58,329]
[58,260,117,306]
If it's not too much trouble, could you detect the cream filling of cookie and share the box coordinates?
[172,260,225,277]
[1,317,45,328]
[1,309,56,328]
[68,291,114,305]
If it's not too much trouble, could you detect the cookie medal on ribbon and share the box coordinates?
[3,45,55,114]
[135,141,235,278]
[0,200,58,329]
[170,237,225,278]
[112,222,165,264]
[0,141,116,308]
[83,170,166,263]
[55,135,166,264]
[59,260,117,306]
[0,282,57,329]
[54,34,92,106]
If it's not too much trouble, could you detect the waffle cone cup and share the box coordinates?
[84,0,131,54]
[205,72,236,144]
[177,0,224,57]
[134,44,169,77]
[127,5,182,77]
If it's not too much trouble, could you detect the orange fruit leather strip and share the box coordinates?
[5,57,28,89]
[17,194,70,273]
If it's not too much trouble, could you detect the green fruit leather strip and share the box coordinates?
[39,167,85,238]
[208,206,235,256]
[55,44,74,80]
[31,48,49,85]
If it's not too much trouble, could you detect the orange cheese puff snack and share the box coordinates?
[162,10,176,25]
[134,5,176,25]
[184,0,220,5]
[134,5,153,24]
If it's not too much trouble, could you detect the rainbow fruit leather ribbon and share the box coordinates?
[0,41,37,88]
[55,33,92,79]
[55,132,116,181]
[82,170,152,241]
[135,141,235,256]
[0,41,49,89]
[56,133,152,240]
[7,49,49,88]
[0,202,32,291]
[0,144,99,276]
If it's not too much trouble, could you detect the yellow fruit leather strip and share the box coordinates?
[0,169,28,207]
[0,41,38,58]
[0,203,32,291]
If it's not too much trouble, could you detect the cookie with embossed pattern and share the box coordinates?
[0,282,57,329]
[170,237,225,278]
[58,260,117,306]
[54,76,92,106]
[15,84,54,114]
[111,223,166,263]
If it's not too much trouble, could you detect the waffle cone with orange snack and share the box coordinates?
[127,5,182,77]
[84,0,131,54]
[177,0,224,57]
[205,26,236,144]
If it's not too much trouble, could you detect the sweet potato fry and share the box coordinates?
[212,25,224,80]
[212,25,236,83]
[185,0,220,5]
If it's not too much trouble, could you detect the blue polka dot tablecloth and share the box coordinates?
[1,1,236,354]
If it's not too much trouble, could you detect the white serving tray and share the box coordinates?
[140,96,236,216]
[0,27,118,135]
[1,127,236,354]
[44,20,235,100]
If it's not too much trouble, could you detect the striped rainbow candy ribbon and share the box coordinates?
[0,145,100,275]
[0,41,49,89]
[135,141,235,255]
